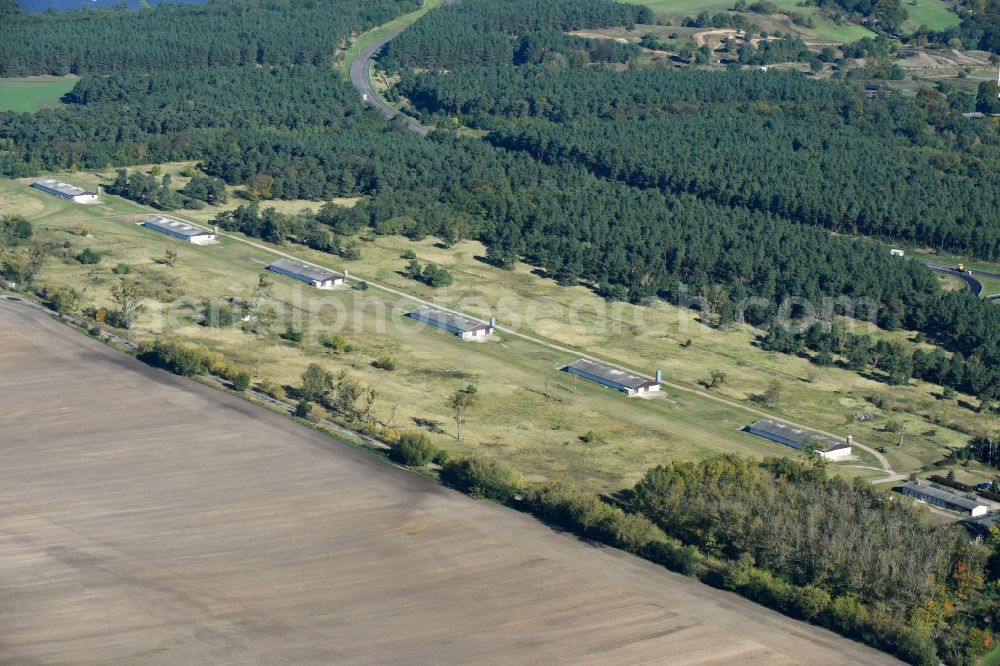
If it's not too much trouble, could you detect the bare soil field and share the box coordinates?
[0,299,899,665]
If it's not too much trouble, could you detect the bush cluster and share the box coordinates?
[136,338,251,391]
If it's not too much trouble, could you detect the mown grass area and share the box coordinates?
[626,0,875,43]
[901,0,961,31]
[4,167,994,491]
[337,0,443,78]
[981,642,1000,666]
[0,77,78,113]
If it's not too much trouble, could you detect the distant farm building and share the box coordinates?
[563,359,660,396]
[407,306,494,340]
[743,419,852,461]
[901,481,989,517]
[31,178,99,203]
[266,258,344,289]
[142,216,215,244]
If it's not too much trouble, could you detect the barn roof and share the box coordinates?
[902,482,987,511]
[407,306,491,333]
[565,359,656,391]
[267,258,342,283]
[143,215,213,238]
[745,419,838,450]
[33,178,95,197]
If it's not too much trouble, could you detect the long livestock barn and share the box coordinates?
[406,306,494,339]
[563,359,660,396]
[266,258,344,289]
[31,178,100,203]
[901,481,989,517]
[743,419,852,461]
[142,216,215,244]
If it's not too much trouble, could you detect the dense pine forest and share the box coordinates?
[0,0,418,76]
[398,66,1000,261]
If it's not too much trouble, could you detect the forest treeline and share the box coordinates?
[380,0,651,71]
[0,65,378,174]
[0,0,418,76]
[628,455,997,665]
[400,65,1000,261]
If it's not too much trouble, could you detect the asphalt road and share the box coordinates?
[349,0,460,135]
[348,29,429,136]
[921,260,984,296]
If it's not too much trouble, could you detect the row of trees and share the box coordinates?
[629,455,996,664]
[761,316,1000,403]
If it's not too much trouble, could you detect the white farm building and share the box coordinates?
[563,359,661,397]
[744,419,853,461]
[406,306,494,340]
[142,216,216,244]
[266,258,344,289]
[901,481,989,517]
[32,178,100,204]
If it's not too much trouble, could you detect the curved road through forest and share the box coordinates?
[349,0,457,135]
[349,29,429,136]
[921,260,1000,301]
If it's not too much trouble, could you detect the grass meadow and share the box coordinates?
[0,77,78,113]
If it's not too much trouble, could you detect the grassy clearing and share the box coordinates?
[337,0,443,78]
[0,77,78,113]
[902,0,961,31]
[625,0,875,43]
[5,168,994,492]
[350,233,993,468]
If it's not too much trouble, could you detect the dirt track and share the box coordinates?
[0,299,900,665]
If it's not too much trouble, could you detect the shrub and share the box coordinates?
[640,539,705,577]
[524,480,664,552]
[321,334,351,353]
[231,370,252,392]
[137,339,208,377]
[391,431,436,466]
[432,448,449,465]
[884,420,904,433]
[112,262,132,275]
[294,399,311,418]
[440,455,522,503]
[282,326,305,343]
[790,584,831,622]
[259,378,287,401]
[929,474,974,492]
[37,285,78,313]
[373,352,396,371]
[75,247,102,264]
